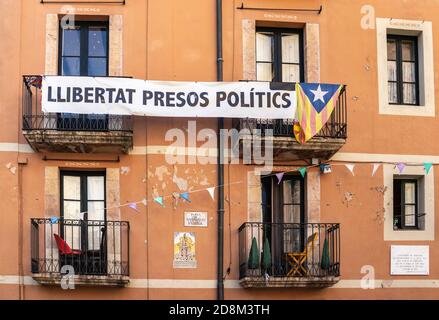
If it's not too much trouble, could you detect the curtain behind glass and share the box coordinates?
[282,179,302,252]
[87,176,105,250]
[63,176,81,250]
[256,32,273,81]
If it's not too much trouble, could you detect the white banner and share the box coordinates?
[41,76,296,119]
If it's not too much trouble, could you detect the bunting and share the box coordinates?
[128,202,139,212]
[55,160,436,217]
[372,163,381,177]
[180,192,191,203]
[275,172,285,184]
[345,164,355,176]
[396,163,405,174]
[154,196,165,207]
[424,162,433,174]
[206,187,215,200]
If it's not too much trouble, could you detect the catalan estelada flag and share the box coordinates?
[293,83,344,144]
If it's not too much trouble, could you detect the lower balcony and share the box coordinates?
[31,218,130,287]
[22,75,133,154]
[238,222,340,288]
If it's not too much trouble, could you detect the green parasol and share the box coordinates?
[248,237,260,269]
[321,238,330,270]
[261,237,272,271]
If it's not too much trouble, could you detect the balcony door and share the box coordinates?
[61,171,106,253]
[256,27,304,135]
[58,21,109,130]
[262,175,305,275]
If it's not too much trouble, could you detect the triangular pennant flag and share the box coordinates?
[207,187,215,200]
[180,192,191,203]
[396,163,405,174]
[372,163,381,177]
[276,172,285,184]
[50,216,59,224]
[299,167,307,178]
[424,162,433,174]
[345,164,355,176]
[154,196,164,207]
[128,202,139,212]
[141,198,148,206]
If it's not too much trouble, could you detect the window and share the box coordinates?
[256,28,304,82]
[393,179,421,230]
[59,21,109,77]
[61,171,106,250]
[58,21,109,130]
[377,19,434,117]
[387,35,419,105]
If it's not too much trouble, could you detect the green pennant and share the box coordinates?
[424,162,433,174]
[299,167,307,178]
[154,196,165,207]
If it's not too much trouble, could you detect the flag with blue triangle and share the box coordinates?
[294,83,344,144]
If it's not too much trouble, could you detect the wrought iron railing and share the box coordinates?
[238,222,340,279]
[22,75,133,132]
[234,86,347,139]
[31,218,130,277]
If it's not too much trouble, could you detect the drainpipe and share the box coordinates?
[216,0,224,301]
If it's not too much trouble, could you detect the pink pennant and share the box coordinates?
[128,202,139,212]
[396,163,405,174]
[276,172,285,184]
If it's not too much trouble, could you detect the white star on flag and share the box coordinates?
[310,85,329,103]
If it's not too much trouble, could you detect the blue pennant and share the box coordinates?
[180,192,191,203]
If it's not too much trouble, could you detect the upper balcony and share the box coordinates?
[22,75,133,154]
[233,87,347,161]
[239,222,340,288]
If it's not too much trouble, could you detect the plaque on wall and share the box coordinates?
[390,245,429,275]
[184,212,208,227]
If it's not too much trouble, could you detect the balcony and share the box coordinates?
[22,75,133,154]
[31,218,130,287]
[233,87,347,161]
[238,222,340,288]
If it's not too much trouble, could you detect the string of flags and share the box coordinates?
[48,160,436,222]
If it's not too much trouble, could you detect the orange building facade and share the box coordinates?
[1,0,439,300]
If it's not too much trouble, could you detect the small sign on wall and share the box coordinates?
[391,245,429,275]
[184,212,208,227]
[173,232,197,268]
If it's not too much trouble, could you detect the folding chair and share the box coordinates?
[286,232,318,277]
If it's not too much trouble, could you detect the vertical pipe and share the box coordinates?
[216,0,224,301]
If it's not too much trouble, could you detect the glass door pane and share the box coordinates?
[281,33,301,82]
[404,182,417,227]
[87,25,109,128]
[282,178,303,253]
[256,32,274,81]
[62,175,81,250]
[87,176,105,250]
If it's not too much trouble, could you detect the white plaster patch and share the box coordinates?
[120,166,130,175]
[5,162,16,175]
[173,166,188,191]
[199,176,209,186]
[155,166,170,181]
